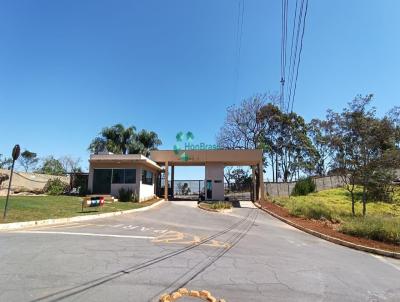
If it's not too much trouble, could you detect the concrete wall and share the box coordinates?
[205,164,224,200]
[0,169,70,195]
[139,166,157,202]
[264,175,344,197]
[139,182,155,202]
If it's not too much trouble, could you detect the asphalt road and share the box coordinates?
[0,200,399,302]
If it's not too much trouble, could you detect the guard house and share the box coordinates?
[87,153,161,202]
[87,149,264,202]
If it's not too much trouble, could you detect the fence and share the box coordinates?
[0,169,70,195]
[264,175,344,197]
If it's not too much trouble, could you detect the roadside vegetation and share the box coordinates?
[200,201,232,211]
[219,95,400,216]
[272,188,400,245]
[0,196,159,224]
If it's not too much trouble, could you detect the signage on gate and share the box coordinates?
[173,131,219,162]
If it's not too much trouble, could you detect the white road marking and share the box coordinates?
[16,231,155,239]
[371,254,400,272]
[29,222,82,230]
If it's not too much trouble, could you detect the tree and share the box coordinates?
[259,106,317,182]
[0,154,13,170]
[307,119,333,176]
[218,95,317,182]
[89,124,162,156]
[230,168,252,191]
[217,95,273,149]
[224,167,234,184]
[59,156,81,173]
[328,95,400,216]
[19,150,39,172]
[217,94,280,182]
[37,156,66,175]
[275,111,317,182]
[89,124,136,154]
[258,103,282,182]
[128,130,162,156]
[387,106,400,148]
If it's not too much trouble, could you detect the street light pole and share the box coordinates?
[3,144,20,219]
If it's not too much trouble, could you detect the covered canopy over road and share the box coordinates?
[150,149,265,201]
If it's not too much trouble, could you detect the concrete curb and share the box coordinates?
[198,203,233,213]
[0,199,166,231]
[254,202,400,260]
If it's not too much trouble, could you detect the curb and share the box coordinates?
[0,199,166,231]
[197,203,233,213]
[254,202,400,260]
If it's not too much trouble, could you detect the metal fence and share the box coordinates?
[224,182,253,201]
[159,179,204,200]
[158,178,254,201]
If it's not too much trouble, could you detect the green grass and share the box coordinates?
[339,216,400,244]
[272,187,400,245]
[0,195,159,224]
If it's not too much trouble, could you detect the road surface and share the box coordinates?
[0,200,399,301]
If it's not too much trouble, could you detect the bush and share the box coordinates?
[288,201,333,221]
[340,216,400,245]
[118,188,133,202]
[292,177,316,196]
[44,178,69,195]
[209,201,232,210]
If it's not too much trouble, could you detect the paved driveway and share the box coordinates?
[0,200,399,302]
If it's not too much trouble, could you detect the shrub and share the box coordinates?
[44,178,69,195]
[118,188,133,202]
[209,201,232,210]
[292,177,316,196]
[340,216,400,245]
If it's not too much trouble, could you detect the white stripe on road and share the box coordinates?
[16,231,155,239]
[371,254,400,272]
[30,223,91,230]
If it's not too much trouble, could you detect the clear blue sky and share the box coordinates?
[1,0,399,180]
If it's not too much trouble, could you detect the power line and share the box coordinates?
[284,0,309,113]
[280,0,289,110]
[234,0,245,102]
[286,0,299,112]
[290,0,309,112]
[286,0,304,112]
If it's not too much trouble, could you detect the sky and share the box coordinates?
[1,0,399,180]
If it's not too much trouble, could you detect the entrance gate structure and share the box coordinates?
[150,149,264,202]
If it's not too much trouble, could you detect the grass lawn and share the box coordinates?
[0,195,160,224]
[271,188,400,245]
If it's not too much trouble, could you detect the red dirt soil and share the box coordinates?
[259,200,400,253]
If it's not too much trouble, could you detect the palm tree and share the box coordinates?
[89,124,136,154]
[128,130,162,156]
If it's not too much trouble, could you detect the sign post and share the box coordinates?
[3,144,20,219]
